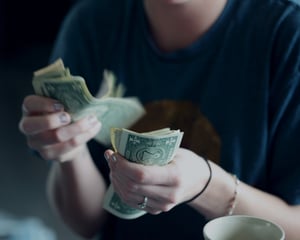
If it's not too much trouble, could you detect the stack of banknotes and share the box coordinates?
[32,59,184,219]
[32,58,145,146]
[103,127,183,219]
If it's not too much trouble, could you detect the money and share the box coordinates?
[32,59,145,146]
[103,128,183,219]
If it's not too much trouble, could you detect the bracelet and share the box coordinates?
[184,158,212,204]
[227,174,240,215]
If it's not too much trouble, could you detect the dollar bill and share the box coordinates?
[103,128,183,219]
[32,59,145,146]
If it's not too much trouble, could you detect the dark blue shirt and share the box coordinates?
[50,0,300,239]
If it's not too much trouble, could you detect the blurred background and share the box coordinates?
[0,0,86,239]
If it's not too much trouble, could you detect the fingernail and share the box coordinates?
[104,152,110,162]
[112,154,117,162]
[54,103,64,112]
[59,113,69,124]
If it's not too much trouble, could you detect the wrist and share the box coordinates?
[187,164,236,219]
[184,158,212,204]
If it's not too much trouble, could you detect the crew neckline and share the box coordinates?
[138,0,235,61]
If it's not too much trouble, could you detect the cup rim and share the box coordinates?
[203,215,285,240]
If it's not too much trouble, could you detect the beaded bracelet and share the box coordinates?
[227,174,240,215]
[184,158,212,204]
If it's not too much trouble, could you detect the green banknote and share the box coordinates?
[32,59,145,146]
[103,128,183,219]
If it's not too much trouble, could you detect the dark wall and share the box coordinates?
[0,0,74,57]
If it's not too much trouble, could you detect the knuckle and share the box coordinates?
[149,210,162,215]
[161,204,175,212]
[148,209,158,215]
[87,127,98,140]
[41,117,54,130]
[39,149,52,161]
[23,95,33,108]
[89,123,101,136]
[127,182,139,193]
[133,170,147,184]
[167,192,179,204]
[52,130,65,142]
[173,176,182,187]
[69,136,82,147]
[154,211,162,215]
[19,119,32,133]
[55,127,77,143]
[170,165,181,187]
[75,120,88,132]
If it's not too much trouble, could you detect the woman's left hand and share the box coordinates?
[105,148,210,215]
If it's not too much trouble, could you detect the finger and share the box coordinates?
[109,163,177,210]
[114,188,169,215]
[19,111,71,135]
[113,176,176,208]
[54,115,100,142]
[135,193,176,214]
[28,116,101,149]
[36,121,101,161]
[139,196,170,214]
[144,202,170,215]
[22,95,64,116]
[107,152,178,186]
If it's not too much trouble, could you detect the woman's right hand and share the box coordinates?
[19,95,102,162]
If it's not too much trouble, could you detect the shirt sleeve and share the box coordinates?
[268,4,300,204]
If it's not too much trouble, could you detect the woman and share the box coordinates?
[19,0,300,239]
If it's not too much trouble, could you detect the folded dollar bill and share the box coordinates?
[103,127,183,219]
[32,59,145,146]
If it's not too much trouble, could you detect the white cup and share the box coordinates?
[203,215,285,240]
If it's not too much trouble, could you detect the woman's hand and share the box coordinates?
[105,148,210,215]
[19,95,102,162]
